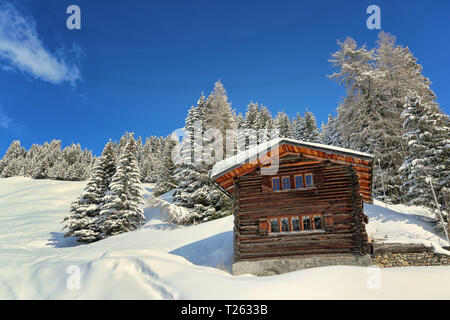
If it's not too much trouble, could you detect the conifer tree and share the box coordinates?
[63,141,117,242]
[172,88,233,223]
[98,137,145,237]
[399,92,450,208]
[319,114,342,146]
[0,140,26,177]
[275,111,293,138]
[295,110,320,142]
[153,136,177,196]
[329,32,441,203]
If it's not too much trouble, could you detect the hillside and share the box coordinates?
[0,177,450,299]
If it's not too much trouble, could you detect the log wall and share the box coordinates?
[234,157,370,262]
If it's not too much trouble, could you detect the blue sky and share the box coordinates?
[0,0,449,156]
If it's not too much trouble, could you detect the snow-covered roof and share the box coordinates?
[211,138,373,179]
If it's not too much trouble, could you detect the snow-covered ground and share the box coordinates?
[1,177,450,299]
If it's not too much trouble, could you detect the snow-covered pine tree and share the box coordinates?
[236,112,245,130]
[117,132,134,157]
[0,140,26,177]
[319,114,342,146]
[292,113,303,141]
[172,107,205,215]
[139,137,154,182]
[31,140,62,179]
[22,144,40,176]
[295,110,320,142]
[153,136,177,196]
[63,141,117,242]
[50,143,93,181]
[243,102,260,130]
[256,104,273,142]
[275,111,293,138]
[172,89,233,223]
[242,102,260,149]
[98,137,145,237]
[329,33,439,203]
[399,92,450,209]
[203,81,237,139]
[241,102,273,148]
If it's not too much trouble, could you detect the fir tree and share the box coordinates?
[0,140,26,177]
[275,111,293,138]
[98,137,145,237]
[319,114,342,146]
[153,136,177,196]
[63,141,117,242]
[292,113,303,141]
[399,92,450,208]
[329,32,441,203]
[172,91,233,223]
[295,110,320,142]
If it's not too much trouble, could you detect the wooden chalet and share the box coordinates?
[211,138,374,275]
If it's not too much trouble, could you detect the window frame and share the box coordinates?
[294,174,303,189]
[270,218,279,233]
[281,176,291,190]
[280,217,290,232]
[291,216,300,232]
[304,173,314,187]
[302,216,312,231]
[267,214,325,234]
[313,215,323,231]
[272,177,281,191]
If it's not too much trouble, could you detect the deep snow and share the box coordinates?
[1,177,450,299]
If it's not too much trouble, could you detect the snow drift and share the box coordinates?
[1,177,450,299]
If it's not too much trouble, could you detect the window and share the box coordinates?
[282,176,290,190]
[281,218,290,232]
[294,175,303,189]
[303,216,312,231]
[305,174,313,187]
[272,178,280,191]
[270,219,279,232]
[291,217,300,231]
[314,216,323,230]
[268,215,324,233]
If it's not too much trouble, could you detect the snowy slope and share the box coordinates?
[366,200,449,254]
[1,177,450,299]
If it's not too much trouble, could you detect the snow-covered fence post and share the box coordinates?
[442,188,450,237]
[377,159,387,207]
[428,176,449,244]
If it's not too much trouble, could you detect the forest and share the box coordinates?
[1,32,449,242]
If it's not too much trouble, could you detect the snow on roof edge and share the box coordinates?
[211,138,373,179]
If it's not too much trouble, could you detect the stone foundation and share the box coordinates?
[232,243,450,276]
[371,242,450,268]
[372,252,450,268]
[232,254,373,276]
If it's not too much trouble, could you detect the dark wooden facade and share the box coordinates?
[212,140,373,263]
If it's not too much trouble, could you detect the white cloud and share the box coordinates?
[0,2,82,85]
[0,107,12,129]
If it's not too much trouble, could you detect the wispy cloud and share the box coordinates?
[0,107,12,129]
[0,2,82,85]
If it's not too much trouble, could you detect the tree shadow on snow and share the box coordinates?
[46,232,84,248]
[170,231,233,273]
[142,186,153,200]
[365,204,446,242]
